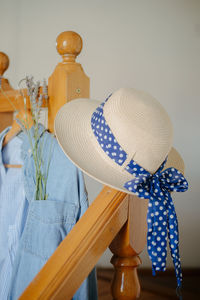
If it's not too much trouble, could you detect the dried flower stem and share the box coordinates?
[0,76,51,200]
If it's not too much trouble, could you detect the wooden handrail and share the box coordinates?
[0,87,47,112]
[19,187,128,299]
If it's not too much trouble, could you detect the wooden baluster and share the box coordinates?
[0,52,14,131]
[48,31,90,133]
[110,195,148,300]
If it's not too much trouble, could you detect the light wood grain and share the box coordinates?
[48,31,89,133]
[0,112,13,132]
[109,195,148,299]
[2,106,34,147]
[0,52,9,76]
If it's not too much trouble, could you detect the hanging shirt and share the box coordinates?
[0,126,97,300]
[0,130,28,300]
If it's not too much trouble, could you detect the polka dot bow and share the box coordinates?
[125,159,188,287]
[91,95,188,288]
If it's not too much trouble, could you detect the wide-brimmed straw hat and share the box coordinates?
[55,88,188,289]
[54,88,184,195]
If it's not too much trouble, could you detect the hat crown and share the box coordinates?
[103,88,173,173]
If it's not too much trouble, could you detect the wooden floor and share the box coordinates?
[97,268,200,300]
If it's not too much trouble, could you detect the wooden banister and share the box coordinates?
[1,32,149,300]
[19,31,148,299]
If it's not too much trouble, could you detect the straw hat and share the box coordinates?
[54,88,184,194]
[55,88,189,289]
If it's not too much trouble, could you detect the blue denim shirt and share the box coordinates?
[0,125,97,300]
[0,131,29,300]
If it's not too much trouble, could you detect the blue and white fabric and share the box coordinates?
[0,126,97,300]
[0,131,28,300]
[91,95,188,288]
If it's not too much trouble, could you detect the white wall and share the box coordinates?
[0,0,200,268]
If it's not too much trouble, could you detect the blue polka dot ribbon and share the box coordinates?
[91,95,188,288]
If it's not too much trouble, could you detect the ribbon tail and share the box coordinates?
[166,192,183,288]
[146,195,168,276]
[176,286,183,300]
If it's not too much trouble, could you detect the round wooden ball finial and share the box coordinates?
[0,52,9,76]
[56,31,83,62]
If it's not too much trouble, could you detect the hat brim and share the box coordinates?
[54,98,185,195]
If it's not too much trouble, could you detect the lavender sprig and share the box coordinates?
[1,75,51,200]
[19,76,51,200]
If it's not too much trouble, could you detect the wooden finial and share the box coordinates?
[56,31,83,62]
[48,31,89,133]
[0,52,9,76]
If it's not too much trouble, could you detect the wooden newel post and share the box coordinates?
[48,31,90,133]
[109,195,148,300]
[0,52,15,131]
